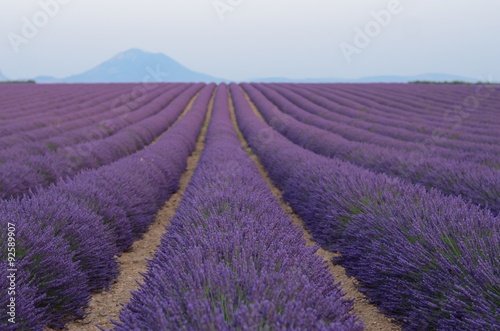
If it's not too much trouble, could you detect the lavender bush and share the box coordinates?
[0,204,90,329]
[0,84,202,199]
[230,83,500,330]
[0,84,215,329]
[242,84,500,215]
[113,84,362,331]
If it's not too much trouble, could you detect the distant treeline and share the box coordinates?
[410,80,498,85]
[0,80,36,84]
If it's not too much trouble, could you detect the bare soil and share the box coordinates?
[229,88,401,331]
[62,91,214,331]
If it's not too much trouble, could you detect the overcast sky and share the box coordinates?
[0,0,499,81]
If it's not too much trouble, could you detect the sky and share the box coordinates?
[0,0,499,81]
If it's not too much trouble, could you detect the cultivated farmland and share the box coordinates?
[0,82,498,331]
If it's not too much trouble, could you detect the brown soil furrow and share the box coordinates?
[62,89,215,331]
[150,88,201,145]
[229,87,401,331]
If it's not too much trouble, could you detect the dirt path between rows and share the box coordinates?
[228,88,401,331]
[62,90,214,331]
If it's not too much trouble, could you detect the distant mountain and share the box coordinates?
[36,49,223,83]
[0,70,9,81]
[24,49,482,84]
[251,73,478,83]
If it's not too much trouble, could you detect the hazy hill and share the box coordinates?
[36,49,223,83]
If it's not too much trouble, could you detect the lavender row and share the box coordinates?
[0,84,114,119]
[288,84,500,150]
[329,84,500,127]
[0,84,202,200]
[243,84,500,215]
[113,84,362,331]
[0,83,90,109]
[0,86,133,145]
[366,84,500,118]
[259,84,500,167]
[307,84,500,144]
[0,85,128,136]
[0,84,214,330]
[0,84,188,161]
[296,84,499,147]
[0,84,176,149]
[230,83,500,331]
[318,83,500,134]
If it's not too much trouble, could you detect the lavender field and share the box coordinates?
[0,82,499,331]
